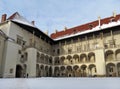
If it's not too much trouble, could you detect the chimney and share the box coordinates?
[45,30,48,35]
[64,26,67,31]
[55,29,58,33]
[1,14,7,23]
[98,16,101,27]
[31,21,35,25]
[113,11,116,17]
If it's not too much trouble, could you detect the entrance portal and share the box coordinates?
[15,65,23,78]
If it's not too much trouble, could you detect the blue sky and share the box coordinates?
[0,0,119,35]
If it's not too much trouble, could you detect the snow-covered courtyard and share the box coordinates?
[0,78,120,89]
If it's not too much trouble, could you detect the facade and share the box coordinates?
[0,12,120,78]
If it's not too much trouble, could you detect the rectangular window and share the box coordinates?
[68,48,72,54]
[57,49,60,54]
[17,35,23,45]
[17,35,25,46]
[109,39,115,47]
[53,50,55,53]
[10,68,13,73]
[18,50,21,54]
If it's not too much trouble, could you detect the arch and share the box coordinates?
[81,65,87,77]
[73,65,80,77]
[73,54,79,63]
[37,52,40,63]
[80,53,87,63]
[115,49,120,61]
[73,65,79,70]
[88,52,95,62]
[89,64,96,69]
[66,55,73,64]
[15,65,23,78]
[60,66,66,77]
[66,55,72,60]
[54,67,60,77]
[54,57,60,65]
[60,66,65,71]
[24,52,28,61]
[45,66,49,71]
[49,56,53,64]
[40,54,44,63]
[49,66,52,77]
[40,65,44,70]
[105,50,114,61]
[36,64,40,77]
[66,66,73,77]
[106,63,116,77]
[45,66,49,77]
[60,56,65,65]
[67,66,72,71]
[54,67,59,71]
[88,64,96,77]
[45,55,49,64]
[40,65,44,77]
[81,65,87,70]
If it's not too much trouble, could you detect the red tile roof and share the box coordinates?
[50,14,120,39]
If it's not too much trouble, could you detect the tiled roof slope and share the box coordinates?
[50,14,120,39]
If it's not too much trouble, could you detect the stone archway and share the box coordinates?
[66,55,72,64]
[115,49,120,61]
[80,54,87,63]
[73,54,79,63]
[88,52,95,63]
[66,66,73,77]
[88,64,96,77]
[105,50,114,61]
[106,63,116,77]
[49,66,52,77]
[40,65,44,77]
[60,66,66,77]
[60,56,65,65]
[15,65,23,78]
[73,65,79,77]
[36,64,40,77]
[81,65,87,77]
[54,67,60,77]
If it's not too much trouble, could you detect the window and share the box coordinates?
[109,66,113,72]
[29,38,35,46]
[68,48,72,54]
[17,35,23,45]
[21,55,24,58]
[18,50,21,54]
[57,49,60,54]
[10,68,13,73]
[89,24,93,29]
[17,35,25,45]
[53,50,55,53]
[110,18,115,22]
[109,39,115,47]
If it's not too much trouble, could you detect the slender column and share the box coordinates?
[115,64,118,77]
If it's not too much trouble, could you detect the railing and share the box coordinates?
[22,44,52,55]
[58,47,103,56]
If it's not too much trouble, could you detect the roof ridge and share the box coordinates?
[51,14,120,39]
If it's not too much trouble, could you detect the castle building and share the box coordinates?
[0,12,120,78]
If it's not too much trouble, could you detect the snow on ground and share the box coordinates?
[0,78,120,89]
